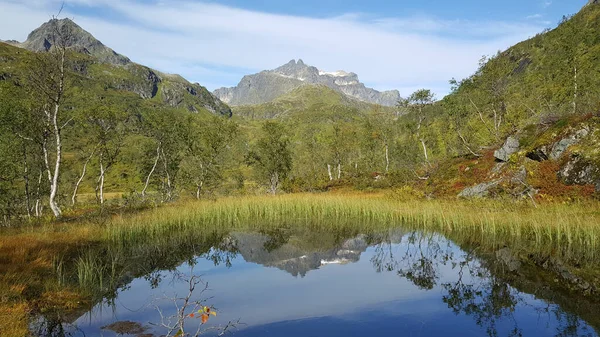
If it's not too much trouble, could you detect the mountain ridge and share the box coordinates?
[2,18,232,116]
[214,59,400,107]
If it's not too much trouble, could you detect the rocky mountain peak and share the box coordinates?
[215,59,401,106]
[18,18,130,65]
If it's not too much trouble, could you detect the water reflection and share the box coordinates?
[35,228,599,337]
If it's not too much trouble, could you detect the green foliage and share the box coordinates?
[246,121,293,194]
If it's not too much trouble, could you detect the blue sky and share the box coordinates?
[0,0,589,97]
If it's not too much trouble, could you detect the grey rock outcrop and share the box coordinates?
[494,136,520,162]
[458,181,500,198]
[549,127,589,160]
[214,59,401,106]
[559,156,600,191]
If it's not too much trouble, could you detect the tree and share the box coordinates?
[179,115,238,199]
[247,121,292,194]
[140,109,185,201]
[25,18,75,218]
[404,89,435,166]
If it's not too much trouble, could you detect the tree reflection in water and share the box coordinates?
[369,231,597,337]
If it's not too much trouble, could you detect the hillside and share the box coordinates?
[1,19,231,116]
[2,3,600,224]
[214,59,400,106]
[408,1,600,198]
[233,84,396,120]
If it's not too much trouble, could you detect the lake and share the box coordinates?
[34,227,599,337]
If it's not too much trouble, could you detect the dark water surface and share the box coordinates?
[54,228,597,337]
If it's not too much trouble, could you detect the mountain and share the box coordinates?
[214,59,400,106]
[2,18,231,116]
[14,18,130,65]
[233,84,396,120]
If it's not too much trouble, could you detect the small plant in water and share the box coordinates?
[153,270,239,336]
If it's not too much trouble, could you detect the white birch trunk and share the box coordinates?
[384,144,390,173]
[161,148,172,200]
[270,172,279,195]
[327,164,333,181]
[142,143,161,198]
[22,147,31,218]
[72,147,96,206]
[420,139,429,164]
[47,47,66,218]
[337,163,341,180]
[97,154,106,205]
[35,171,42,218]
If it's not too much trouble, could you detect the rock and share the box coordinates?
[559,155,600,191]
[490,162,506,176]
[458,180,500,198]
[526,147,549,161]
[101,321,146,335]
[511,166,527,184]
[214,59,400,106]
[494,136,520,162]
[495,248,521,272]
[549,127,589,160]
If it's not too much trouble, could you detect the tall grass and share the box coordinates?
[108,194,600,263]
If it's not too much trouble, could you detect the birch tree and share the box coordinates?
[26,18,74,218]
[179,115,238,199]
[246,121,292,195]
[405,89,435,166]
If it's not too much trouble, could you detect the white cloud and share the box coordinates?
[525,13,543,20]
[0,0,546,97]
[543,1,553,8]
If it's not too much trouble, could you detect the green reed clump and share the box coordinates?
[106,194,600,264]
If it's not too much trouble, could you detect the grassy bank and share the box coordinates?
[109,193,600,262]
[2,193,600,336]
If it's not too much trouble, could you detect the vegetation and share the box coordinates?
[2,3,600,336]
[4,5,600,222]
[1,193,600,335]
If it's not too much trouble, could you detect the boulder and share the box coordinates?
[494,136,520,162]
[458,180,500,198]
[549,127,589,160]
[559,155,600,191]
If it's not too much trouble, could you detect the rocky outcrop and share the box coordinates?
[549,127,589,160]
[458,181,500,198]
[559,156,600,191]
[214,59,401,106]
[458,165,532,199]
[526,127,590,162]
[494,136,520,162]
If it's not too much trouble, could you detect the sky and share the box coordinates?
[0,0,589,97]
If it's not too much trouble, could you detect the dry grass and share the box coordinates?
[1,192,600,336]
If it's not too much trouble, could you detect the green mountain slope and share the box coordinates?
[233,84,396,121]
[408,2,600,198]
[1,19,231,116]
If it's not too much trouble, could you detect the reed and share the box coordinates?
[107,194,600,263]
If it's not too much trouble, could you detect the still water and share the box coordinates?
[55,228,597,337]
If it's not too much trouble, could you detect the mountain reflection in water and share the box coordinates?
[35,228,598,337]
